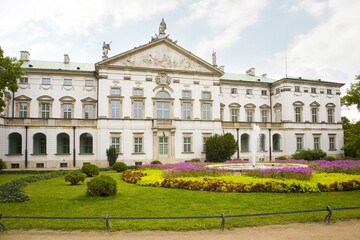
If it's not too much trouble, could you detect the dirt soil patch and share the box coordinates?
[1,219,360,240]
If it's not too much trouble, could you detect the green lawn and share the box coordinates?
[0,171,360,230]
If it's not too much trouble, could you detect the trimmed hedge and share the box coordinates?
[81,164,99,177]
[65,170,86,185]
[0,159,5,171]
[86,175,117,197]
[190,158,201,162]
[112,162,127,172]
[323,156,337,161]
[0,171,67,202]
[151,160,162,164]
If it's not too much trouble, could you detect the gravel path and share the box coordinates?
[1,219,360,240]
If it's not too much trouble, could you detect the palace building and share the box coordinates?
[0,20,344,169]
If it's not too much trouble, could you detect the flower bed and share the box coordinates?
[243,167,314,180]
[225,160,250,164]
[162,163,224,178]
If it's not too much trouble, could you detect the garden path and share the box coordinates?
[1,219,360,240]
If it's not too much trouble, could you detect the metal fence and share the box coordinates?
[1,206,360,233]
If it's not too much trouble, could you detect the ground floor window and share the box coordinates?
[183,137,191,152]
[159,137,168,155]
[33,133,46,154]
[57,133,70,154]
[36,163,44,168]
[11,163,19,169]
[296,137,303,151]
[8,132,22,154]
[134,137,143,153]
[80,133,93,154]
[60,163,68,168]
[111,137,120,153]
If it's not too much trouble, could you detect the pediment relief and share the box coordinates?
[37,95,54,101]
[310,101,320,107]
[99,40,222,75]
[59,96,76,102]
[244,103,256,108]
[81,97,97,103]
[259,104,270,109]
[229,103,241,108]
[293,101,304,106]
[14,95,32,101]
[273,103,282,108]
[326,103,336,107]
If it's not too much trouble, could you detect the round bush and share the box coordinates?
[86,175,117,197]
[112,162,127,172]
[81,164,99,177]
[0,158,5,171]
[323,156,337,161]
[275,156,288,160]
[65,170,86,185]
[151,160,162,164]
[190,158,201,162]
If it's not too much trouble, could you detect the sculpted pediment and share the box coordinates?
[97,39,222,75]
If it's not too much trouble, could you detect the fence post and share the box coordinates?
[0,214,4,232]
[221,213,225,231]
[324,206,332,224]
[105,214,110,233]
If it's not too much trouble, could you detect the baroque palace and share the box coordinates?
[0,20,344,169]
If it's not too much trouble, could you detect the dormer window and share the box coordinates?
[327,89,332,95]
[20,77,28,84]
[85,80,94,87]
[246,89,253,95]
[231,88,237,94]
[295,86,300,92]
[311,87,316,93]
[275,88,280,94]
[42,78,51,85]
[64,79,72,86]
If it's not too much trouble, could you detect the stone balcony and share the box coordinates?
[152,119,175,129]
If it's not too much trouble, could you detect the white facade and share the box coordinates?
[0,31,344,170]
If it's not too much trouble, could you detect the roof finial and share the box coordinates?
[212,49,217,67]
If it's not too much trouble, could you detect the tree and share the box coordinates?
[341,75,360,110]
[106,146,118,166]
[205,133,237,162]
[342,117,360,158]
[0,46,25,112]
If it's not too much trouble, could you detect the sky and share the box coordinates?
[1,0,359,121]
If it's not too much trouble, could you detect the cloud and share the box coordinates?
[290,0,328,18]
[178,0,267,56]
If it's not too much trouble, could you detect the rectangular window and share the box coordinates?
[42,78,51,85]
[135,162,142,166]
[314,137,319,150]
[295,86,300,92]
[134,101,142,119]
[231,109,238,122]
[85,104,93,119]
[85,80,94,87]
[295,107,301,122]
[11,163,20,169]
[329,137,335,150]
[246,109,253,122]
[64,79,72,86]
[156,102,170,119]
[111,88,120,95]
[311,87,316,93]
[261,90,267,95]
[19,103,28,118]
[183,137,191,152]
[203,137,209,152]
[261,110,268,122]
[41,103,50,118]
[296,137,303,150]
[203,103,210,120]
[63,104,72,118]
[111,137,120,153]
[20,77,28,84]
[276,88,280,94]
[327,89,332,95]
[312,108,317,123]
[133,89,143,96]
[134,137,143,153]
[231,88,238,94]
[111,100,120,118]
[36,163,44,168]
[202,92,210,99]
[246,89,253,95]
[60,163,68,168]
[159,137,168,155]
[183,102,191,120]
[328,109,333,123]
[182,91,191,98]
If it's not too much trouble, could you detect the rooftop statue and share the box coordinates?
[159,18,167,35]
[212,49,217,67]
[102,41,112,59]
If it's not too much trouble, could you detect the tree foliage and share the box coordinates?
[205,133,238,162]
[341,75,360,110]
[0,46,25,112]
[106,146,118,167]
[342,116,360,158]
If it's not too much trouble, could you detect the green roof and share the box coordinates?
[220,73,276,83]
[22,60,95,72]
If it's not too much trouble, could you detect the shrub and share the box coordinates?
[190,158,201,162]
[206,133,237,162]
[151,160,162,164]
[112,162,127,172]
[292,149,327,161]
[65,170,86,185]
[106,146,118,167]
[0,158,5,171]
[275,156,287,160]
[323,156,336,161]
[81,164,99,177]
[86,175,117,196]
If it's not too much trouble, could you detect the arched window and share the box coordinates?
[273,134,281,151]
[80,133,93,154]
[57,133,70,154]
[259,134,266,151]
[8,132,22,154]
[33,133,46,154]
[156,91,170,98]
[241,134,249,152]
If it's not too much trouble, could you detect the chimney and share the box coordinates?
[261,73,267,78]
[219,65,225,72]
[246,67,255,76]
[64,54,70,64]
[20,51,30,61]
